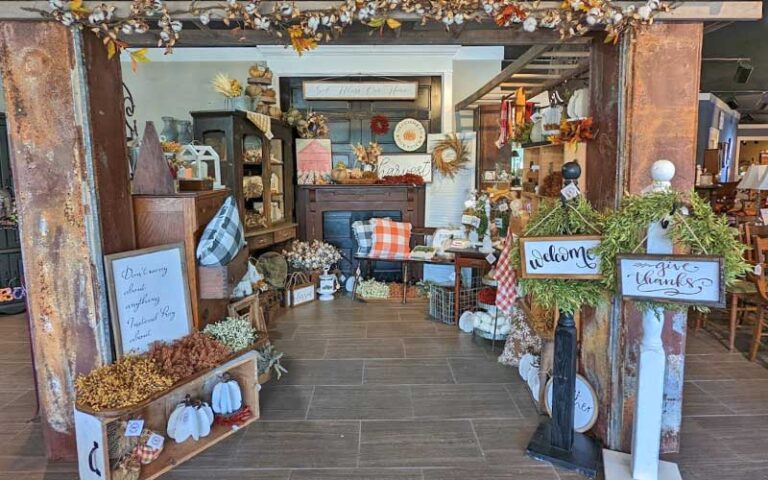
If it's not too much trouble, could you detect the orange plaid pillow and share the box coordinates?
[369,219,411,258]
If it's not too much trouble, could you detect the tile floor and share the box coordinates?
[0,298,767,479]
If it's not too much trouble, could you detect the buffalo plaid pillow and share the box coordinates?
[351,220,374,256]
[196,195,246,266]
[369,218,411,258]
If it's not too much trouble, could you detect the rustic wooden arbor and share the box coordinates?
[0,0,762,461]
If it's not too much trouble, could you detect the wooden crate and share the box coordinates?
[75,351,260,480]
[197,247,250,299]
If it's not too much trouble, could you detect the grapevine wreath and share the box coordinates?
[595,190,749,312]
[432,134,470,179]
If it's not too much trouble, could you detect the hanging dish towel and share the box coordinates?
[246,111,274,140]
[494,226,518,314]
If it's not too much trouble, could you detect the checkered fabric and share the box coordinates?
[351,220,374,256]
[369,218,412,258]
[196,195,246,266]
[495,226,518,314]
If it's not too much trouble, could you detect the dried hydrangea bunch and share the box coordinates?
[148,332,233,382]
[75,356,174,411]
[203,316,258,352]
[283,239,341,271]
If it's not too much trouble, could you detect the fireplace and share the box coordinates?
[296,185,426,278]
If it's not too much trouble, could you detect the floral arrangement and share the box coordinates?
[370,115,390,135]
[353,142,383,167]
[255,344,287,379]
[283,107,329,139]
[548,117,596,144]
[477,287,497,305]
[356,279,390,299]
[283,239,341,271]
[148,332,233,382]
[40,1,672,58]
[75,355,174,411]
[510,120,534,145]
[377,174,425,186]
[212,73,243,98]
[203,316,258,352]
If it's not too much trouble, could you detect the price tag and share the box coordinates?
[560,183,580,201]
[755,263,763,276]
[497,202,509,212]
[486,253,497,265]
[494,218,503,228]
[145,433,164,450]
[124,419,144,437]
[461,214,481,228]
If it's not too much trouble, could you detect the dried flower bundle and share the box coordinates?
[75,356,174,411]
[283,240,341,271]
[148,332,233,382]
[203,316,258,352]
[352,142,382,166]
[212,73,243,98]
[255,344,287,379]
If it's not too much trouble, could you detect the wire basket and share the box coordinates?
[428,277,484,325]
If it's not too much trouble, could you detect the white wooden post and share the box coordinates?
[603,160,682,480]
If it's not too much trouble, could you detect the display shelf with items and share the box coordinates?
[520,142,586,214]
[191,111,297,252]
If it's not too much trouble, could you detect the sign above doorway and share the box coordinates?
[303,81,418,100]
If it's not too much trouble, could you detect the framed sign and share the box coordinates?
[393,118,427,151]
[296,138,332,185]
[616,254,725,308]
[303,81,419,100]
[519,235,602,279]
[105,243,194,357]
[545,374,599,433]
[377,154,432,182]
[290,284,315,307]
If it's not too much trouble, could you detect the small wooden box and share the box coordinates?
[197,248,249,299]
[178,178,214,191]
[286,283,315,307]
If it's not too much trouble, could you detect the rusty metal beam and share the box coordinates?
[0,22,134,460]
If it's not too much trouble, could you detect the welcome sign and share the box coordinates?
[617,254,725,307]
[519,235,602,279]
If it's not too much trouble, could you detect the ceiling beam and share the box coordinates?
[456,44,551,111]
[509,73,563,79]
[522,64,582,70]
[526,61,590,98]
[539,51,591,58]
[500,82,546,88]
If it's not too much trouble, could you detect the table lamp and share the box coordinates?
[738,164,768,213]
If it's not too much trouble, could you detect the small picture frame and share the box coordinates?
[484,171,497,181]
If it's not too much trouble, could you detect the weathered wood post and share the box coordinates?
[603,160,682,480]
[0,23,134,459]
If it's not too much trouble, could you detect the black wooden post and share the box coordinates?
[526,161,601,478]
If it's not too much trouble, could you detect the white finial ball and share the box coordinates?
[651,159,675,182]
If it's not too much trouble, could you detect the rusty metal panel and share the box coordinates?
[0,22,128,460]
[619,22,703,454]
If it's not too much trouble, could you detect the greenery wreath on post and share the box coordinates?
[512,197,608,337]
[595,191,749,312]
[432,134,470,178]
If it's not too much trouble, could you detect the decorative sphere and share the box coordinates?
[562,161,581,180]
[651,159,675,182]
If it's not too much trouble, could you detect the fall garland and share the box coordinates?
[432,134,469,179]
[37,1,673,58]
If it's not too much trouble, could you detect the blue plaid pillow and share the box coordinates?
[352,220,373,256]
[196,196,246,266]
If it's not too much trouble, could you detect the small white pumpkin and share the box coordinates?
[166,396,214,443]
[212,377,243,415]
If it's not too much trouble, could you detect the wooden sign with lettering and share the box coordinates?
[519,235,602,279]
[616,254,725,308]
[303,81,419,100]
[105,243,194,357]
[377,154,432,182]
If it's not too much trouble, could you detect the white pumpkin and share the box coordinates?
[166,398,214,443]
[212,378,243,415]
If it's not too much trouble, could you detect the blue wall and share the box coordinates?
[696,94,740,181]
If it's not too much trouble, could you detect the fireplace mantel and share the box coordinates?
[296,184,426,242]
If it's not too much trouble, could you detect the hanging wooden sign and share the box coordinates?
[518,235,602,279]
[616,254,725,308]
[377,154,432,182]
[303,81,419,100]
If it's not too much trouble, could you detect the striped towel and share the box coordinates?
[246,111,274,140]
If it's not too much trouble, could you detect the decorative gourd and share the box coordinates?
[212,376,243,415]
[166,396,214,443]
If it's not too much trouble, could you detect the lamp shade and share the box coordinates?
[738,165,768,190]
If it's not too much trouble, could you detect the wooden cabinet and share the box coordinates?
[520,142,587,213]
[191,111,297,252]
[133,189,233,328]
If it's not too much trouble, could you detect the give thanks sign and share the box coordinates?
[617,254,725,308]
[519,235,602,279]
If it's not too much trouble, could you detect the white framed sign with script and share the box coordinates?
[303,81,419,100]
[616,254,725,308]
[377,154,433,182]
[105,243,193,357]
[519,235,602,279]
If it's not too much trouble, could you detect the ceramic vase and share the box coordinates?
[176,120,193,144]
[160,116,177,143]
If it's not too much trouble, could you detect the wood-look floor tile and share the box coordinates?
[686,415,768,462]
[259,385,314,420]
[364,359,454,385]
[268,322,299,341]
[289,468,422,480]
[280,360,364,386]
[172,429,247,470]
[694,379,768,414]
[674,459,768,480]
[237,421,360,469]
[472,418,547,467]
[423,466,560,480]
[307,385,412,420]
[681,382,733,417]
[359,419,483,467]
[272,339,328,360]
[325,338,405,359]
[411,384,519,419]
[448,358,517,384]
[294,323,367,340]
[164,470,291,480]
[403,336,486,358]
[366,321,440,338]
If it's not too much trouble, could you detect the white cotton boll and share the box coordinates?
[307,16,320,31]
[612,12,623,23]
[571,1,584,11]
[585,15,597,26]
[638,5,652,20]
[61,12,74,26]
[280,4,293,17]
[340,12,351,24]
[122,23,135,34]
[358,9,369,21]
[443,14,454,26]
[624,5,636,14]
[454,13,465,25]
[199,13,210,25]
[523,16,537,32]
[49,0,64,8]
[171,20,183,32]
[160,30,170,41]
[483,3,494,14]
[245,3,258,14]
[321,15,332,26]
